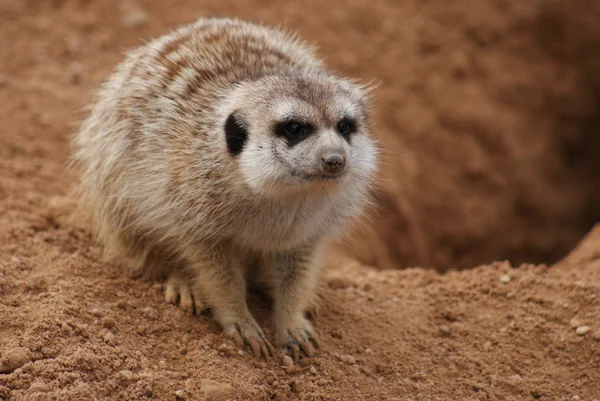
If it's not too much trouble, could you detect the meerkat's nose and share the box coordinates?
[320,153,346,175]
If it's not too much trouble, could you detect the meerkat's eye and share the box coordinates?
[337,118,357,137]
[284,121,301,136]
[283,121,312,137]
[276,120,314,145]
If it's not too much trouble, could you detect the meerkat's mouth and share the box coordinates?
[293,171,346,183]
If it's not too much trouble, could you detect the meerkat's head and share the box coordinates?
[219,70,378,199]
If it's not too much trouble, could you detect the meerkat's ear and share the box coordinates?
[224,112,248,156]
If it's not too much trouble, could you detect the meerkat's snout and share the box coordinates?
[314,129,350,178]
[320,152,346,176]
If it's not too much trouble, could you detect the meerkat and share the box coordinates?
[72,17,379,362]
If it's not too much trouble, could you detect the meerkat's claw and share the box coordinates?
[164,274,205,315]
[299,338,316,358]
[284,341,301,363]
[225,321,275,360]
[262,334,278,357]
[293,329,319,358]
[280,326,320,362]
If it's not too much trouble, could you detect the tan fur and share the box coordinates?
[71,17,378,361]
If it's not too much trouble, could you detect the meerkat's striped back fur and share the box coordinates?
[72,17,378,362]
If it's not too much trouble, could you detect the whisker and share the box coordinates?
[321,187,335,210]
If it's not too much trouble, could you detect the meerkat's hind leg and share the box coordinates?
[164,270,207,315]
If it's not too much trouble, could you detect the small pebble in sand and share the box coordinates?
[143,307,159,320]
[175,389,185,398]
[200,379,235,400]
[309,366,317,375]
[28,382,50,393]
[359,366,376,378]
[500,275,511,284]
[472,382,486,391]
[104,331,115,344]
[439,325,451,336]
[281,355,294,369]
[298,358,312,368]
[576,326,591,336]
[91,308,103,317]
[265,372,276,385]
[570,318,582,328]
[119,370,133,380]
[0,347,31,373]
[338,354,356,365]
[571,396,581,401]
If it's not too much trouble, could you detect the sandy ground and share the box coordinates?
[0,0,599,400]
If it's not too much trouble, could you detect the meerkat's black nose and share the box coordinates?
[321,153,346,175]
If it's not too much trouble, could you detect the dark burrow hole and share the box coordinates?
[340,3,600,272]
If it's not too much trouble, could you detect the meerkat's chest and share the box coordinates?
[232,194,340,252]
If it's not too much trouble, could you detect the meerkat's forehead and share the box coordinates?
[225,72,369,130]
[272,95,360,124]
[264,74,367,123]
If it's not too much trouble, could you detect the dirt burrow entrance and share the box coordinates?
[337,0,600,272]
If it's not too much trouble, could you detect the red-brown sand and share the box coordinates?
[1,1,599,400]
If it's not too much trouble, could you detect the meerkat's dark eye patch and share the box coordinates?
[337,118,357,140]
[275,120,314,146]
[225,112,248,156]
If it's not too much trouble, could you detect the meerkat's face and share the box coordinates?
[221,72,378,198]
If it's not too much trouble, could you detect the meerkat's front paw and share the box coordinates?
[277,317,320,363]
[164,273,206,315]
[224,317,276,360]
